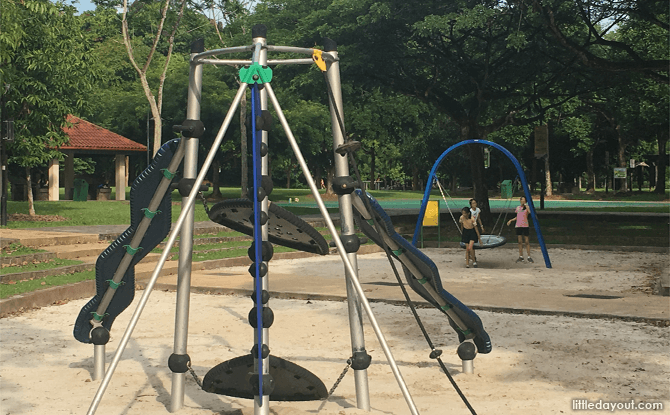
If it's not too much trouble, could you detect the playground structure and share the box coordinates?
[74,26,498,415]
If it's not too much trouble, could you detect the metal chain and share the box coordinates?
[198,191,210,215]
[327,359,352,397]
[187,362,203,389]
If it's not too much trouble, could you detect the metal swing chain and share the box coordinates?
[187,362,203,389]
[327,358,352,397]
[198,191,210,215]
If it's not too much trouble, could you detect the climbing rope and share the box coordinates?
[319,67,477,415]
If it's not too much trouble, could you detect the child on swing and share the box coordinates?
[460,207,481,268]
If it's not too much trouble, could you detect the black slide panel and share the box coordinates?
[352,190,492,354]
[73,139,180,343]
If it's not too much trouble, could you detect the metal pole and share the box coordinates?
[93,345,105,380]
[85,82,247,415]
[265,82,420,415]
[170,41,204,412]
[324,41,370,411]
[252,25,271,415]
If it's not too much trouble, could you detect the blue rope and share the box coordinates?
[251,82,264,403]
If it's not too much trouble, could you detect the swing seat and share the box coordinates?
[203,354,328,401]
[459,234,506,250]
[208,199,329,255]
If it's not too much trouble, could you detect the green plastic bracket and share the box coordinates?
[142,208,161,219]
[239,63,273,84]
[124,245,142,256]
[161,168,176,180]
[392,249,404,256]
[458,327,473,336]
[416,278,427,284]
[91,311,108,322]
[440,304,452,311]
[107,279,125,290]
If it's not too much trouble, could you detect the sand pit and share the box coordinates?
[1,247,669,414]
[1,291,668,414]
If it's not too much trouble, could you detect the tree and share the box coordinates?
[1,0,100,214]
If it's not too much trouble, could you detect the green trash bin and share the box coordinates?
[501,179,514,199]
[73,178,89,201]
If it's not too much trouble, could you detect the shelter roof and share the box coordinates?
[60,115,147,153]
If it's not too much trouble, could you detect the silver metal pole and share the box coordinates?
[93,345,105,380]
[85,82,248,415]
[170,51,203,412]
[198,59,252,66]
[254,33,271,415]
[191,45,255,62]
[265,83,420,415]
[325,49,370,411]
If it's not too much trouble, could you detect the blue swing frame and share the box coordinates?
[412,139,552,268]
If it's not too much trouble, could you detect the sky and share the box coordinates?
[68,0,97,13]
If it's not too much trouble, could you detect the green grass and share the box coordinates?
[1,258,84,275]
[1,243,45,257]
[0,270,95,299]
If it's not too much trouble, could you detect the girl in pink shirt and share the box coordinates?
[507,196,533,263]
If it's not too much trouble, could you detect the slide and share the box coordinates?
[73,139,181,343]
[351,190,491,354]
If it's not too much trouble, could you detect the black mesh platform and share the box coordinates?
[208,199,329,255]
[459,234,507,249]
[202,354,328,401]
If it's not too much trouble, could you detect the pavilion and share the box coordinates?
[47,115,147,201]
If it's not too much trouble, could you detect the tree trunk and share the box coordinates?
[467,143,490,222]
[654,132,667,194]
[211,159,222,198]
[412,165,419,191]
[544,155,553,196]
[617,131,629,192]
[369,147,376,184]
[326,165,335,195]
[585,149,595,192]
[240,93,248,197]
[26,167,35,216]
[285,166,291,189]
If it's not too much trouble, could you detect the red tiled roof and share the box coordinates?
[60,115,147,152]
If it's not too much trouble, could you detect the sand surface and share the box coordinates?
[1,247,669,414]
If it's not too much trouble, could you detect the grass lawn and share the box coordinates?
[1,243,45,257]
[0,270,95,299]
[1,258,84,275]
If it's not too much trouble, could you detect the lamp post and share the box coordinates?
[1,84,14,226]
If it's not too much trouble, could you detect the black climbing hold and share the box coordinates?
[255,110,273,132]
[208,199,329,255]
[168,353,191,373]
[249,211,269,226]
[260,142,268,157]
[90,327,110,345]
[457,342,477,360]
[350,350,372,370]
[251,290,270,304]
[191,38,205,53]
[340,234,360,253]
[248,306,274,328]
[332,176,356,195]
[248,241,274,262]
[323,38,337,52]
[250,344,270,360]
[429,349,443,359]
[248,262,268,278]
[202,354,327,401]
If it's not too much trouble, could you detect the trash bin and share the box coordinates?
[501,179,514,199]
[73,178,89,201]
